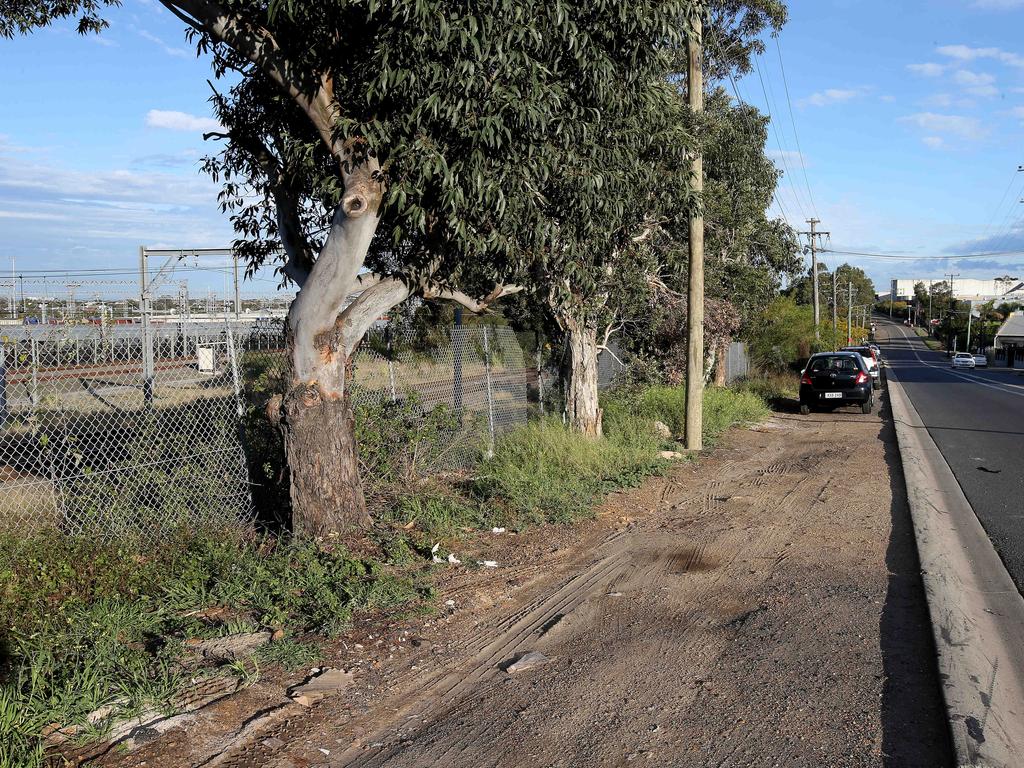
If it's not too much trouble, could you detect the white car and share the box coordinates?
[973,354,988,368]
[951,352,976,370]
[841,346,881,389]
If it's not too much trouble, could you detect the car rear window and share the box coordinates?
[809,356,861,373]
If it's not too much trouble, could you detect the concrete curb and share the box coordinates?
[886,369,1024,767]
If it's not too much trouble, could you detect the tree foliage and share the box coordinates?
[788,262,875,314]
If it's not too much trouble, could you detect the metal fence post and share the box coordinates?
[536,346,545,417]
[483,327,496,457]
[0,346,7,427]
[30,338,38,406]
[140,246,155,406]
[225,323,245,418]
[386,331,398,404]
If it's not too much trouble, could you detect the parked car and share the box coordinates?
[799,352,874,415]
[973,354,988,368]
[840,346,881,389]
[951,352,976,369]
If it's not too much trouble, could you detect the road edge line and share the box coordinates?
[886,369,1024,767]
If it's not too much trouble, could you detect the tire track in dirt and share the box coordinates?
[109,407,950,768]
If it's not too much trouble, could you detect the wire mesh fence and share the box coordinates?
[723,342,750,384]
[0,319,561,542]
[239,325,534,500]
[0,323,253,541]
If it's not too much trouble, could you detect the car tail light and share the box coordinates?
[800,372,812,385]
[855,372,869,385]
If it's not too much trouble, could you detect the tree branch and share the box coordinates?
[423,284,524,314]
[160,0,340,158]
[208,128,314,286]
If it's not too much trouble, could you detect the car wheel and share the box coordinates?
[799,404,810,415]
[872,381,880,390]
[861,400,873,414]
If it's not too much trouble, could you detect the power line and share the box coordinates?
[702,23,801,230]
[976,165,1024,248]
[750,54,803,227]
[824,248,1024,261]
[774,37,819,221]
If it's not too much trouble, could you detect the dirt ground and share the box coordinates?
[97,394,952,768]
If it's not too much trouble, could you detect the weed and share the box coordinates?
[0,529,423,766]
[255,639,322,672]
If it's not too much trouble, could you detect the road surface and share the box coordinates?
[879,318,1024,592]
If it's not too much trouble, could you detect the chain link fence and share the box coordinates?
[0,323,253,540]
[723,342,750,384]
[0,318,630,541]
[239,324,534,517]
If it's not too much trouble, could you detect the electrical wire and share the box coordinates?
[824,248,1024,261]
[774,37,819,221]
[702,22,801,229]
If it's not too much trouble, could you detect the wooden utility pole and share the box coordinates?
[832,270,838,345]
[797,219,829,339]
[684,7,705,451]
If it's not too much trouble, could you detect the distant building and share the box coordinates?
[889,276,1024,303]
[993,311,1024,368]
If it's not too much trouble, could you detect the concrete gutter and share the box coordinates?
[886,369,1024,767]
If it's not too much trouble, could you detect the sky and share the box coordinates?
[2,0,1024,301]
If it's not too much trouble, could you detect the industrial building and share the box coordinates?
[889,276,1024,303]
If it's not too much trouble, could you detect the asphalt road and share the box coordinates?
[878,318,1024,591]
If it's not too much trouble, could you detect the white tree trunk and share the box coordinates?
[564,321,602,438]
[279,156,388,535]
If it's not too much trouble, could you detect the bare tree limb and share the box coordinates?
[160,0,340,158]
[423,284,524,313]
[597,318,622,352]
[335,277,412,352]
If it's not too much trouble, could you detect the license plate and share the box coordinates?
[823,392,843,399]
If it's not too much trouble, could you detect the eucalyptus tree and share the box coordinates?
[537,77,693,437]
[4,0,702,532]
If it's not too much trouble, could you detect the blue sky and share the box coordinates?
[2,0,1024,300]
[744,0,1024,289]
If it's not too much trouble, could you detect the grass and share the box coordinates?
[472,384,769,525]
[913,326,944,351]
[0,530,427,767]
[730,372,800,409]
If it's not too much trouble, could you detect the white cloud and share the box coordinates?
[922,136,945,149]
[952,69,999,96]
[145,110,222,132]
[0,210,68,221]
[800,88,866,107]
[936,44,1024,68]
[908,62,946,77]
[899,112,987,143]
[135,28,190,59]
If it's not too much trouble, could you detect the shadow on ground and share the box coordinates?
[877,389,954,767]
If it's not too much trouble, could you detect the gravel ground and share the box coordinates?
[100,395,952,768]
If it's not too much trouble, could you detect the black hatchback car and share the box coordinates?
[799,352,874,415]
